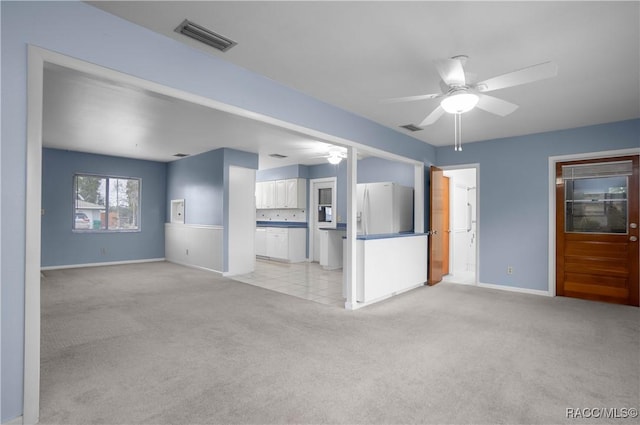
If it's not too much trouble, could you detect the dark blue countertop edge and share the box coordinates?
[257,221,308,228]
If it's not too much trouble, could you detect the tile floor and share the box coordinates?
[231,259,345,307]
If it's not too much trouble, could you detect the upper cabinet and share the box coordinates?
[256,181,276,209]
[256,178,306,209]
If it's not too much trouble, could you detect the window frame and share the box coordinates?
[72,173,142,233]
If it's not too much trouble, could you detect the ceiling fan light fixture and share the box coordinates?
[440,92,479,114]
[327,153,342,165]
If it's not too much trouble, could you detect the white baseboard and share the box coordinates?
[165,260,223,275]
[4,415,23,425]
[41,258,165,271]
[478,281,551,297]
[347,282,425,310]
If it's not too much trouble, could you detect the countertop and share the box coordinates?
[256,221,307,229]
[340,231,427,240]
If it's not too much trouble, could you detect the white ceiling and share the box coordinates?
[43,63,347,168]
[46,2,639,166]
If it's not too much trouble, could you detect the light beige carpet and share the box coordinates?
[40,262,639,424]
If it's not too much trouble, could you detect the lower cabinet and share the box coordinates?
[255,228,267,257]
[257,227,306,262]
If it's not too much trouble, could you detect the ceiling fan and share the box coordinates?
[323,147,347,164]
[385,55,558,149]
[307,146,348,164]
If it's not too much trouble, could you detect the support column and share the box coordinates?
[345,146,358,310]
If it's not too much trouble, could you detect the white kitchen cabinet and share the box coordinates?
[255,183,264,209]
[266,228,287,259]
[320,229,345,270]
[263,227,306,262]
[275,180,288,208]
[256,181,276,209]
[256,178,306,209]
[284,178,306,208]
[255,227,267,257]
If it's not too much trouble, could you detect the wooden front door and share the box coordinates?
[428,166,446,285]
[556,155,639,306]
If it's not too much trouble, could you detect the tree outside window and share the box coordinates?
[74,174,141,232]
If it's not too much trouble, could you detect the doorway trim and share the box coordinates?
[547,147,640,297]
[437,163,480,286]
[308,177,337,263]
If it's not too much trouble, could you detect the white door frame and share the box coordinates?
[308,177,337,262]
[438,164,480,286]
[25,45,427,423]
[547,147,640,297]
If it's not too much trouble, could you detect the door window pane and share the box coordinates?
[565,176,627,233]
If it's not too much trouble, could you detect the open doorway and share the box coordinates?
[442,166,478,285]
[309,177,338,263]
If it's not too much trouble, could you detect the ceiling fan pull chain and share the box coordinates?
[454,113,462,151]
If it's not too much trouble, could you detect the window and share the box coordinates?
[73,174,141,232]
[563,161,631,234]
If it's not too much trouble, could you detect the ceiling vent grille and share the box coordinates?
[175,19,237,52]
[269,153,288,159]
[400,124,423,132]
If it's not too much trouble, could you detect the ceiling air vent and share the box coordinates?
[269,153,288,159]
[173,153,190,158]
[175,19,237,52]
[400,124,423,132]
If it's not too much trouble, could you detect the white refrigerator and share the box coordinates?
[357,182,413,235]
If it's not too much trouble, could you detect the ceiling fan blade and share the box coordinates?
[475,61,558,92]
[381,93,441,103]
[419,105,445,126]
[476,94,519,117]
[436,58,466,87]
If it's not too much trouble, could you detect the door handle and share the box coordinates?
[630,236,638,242]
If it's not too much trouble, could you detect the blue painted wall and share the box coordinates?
[166,148,258,227]
[41,149,167,267]
[166,147,258,273]
[166,149,225,226]
[305,158,416,224]
[436,119,640,292]
[358,157,415,188]
[256,164,309,181]
[308,162,348,223]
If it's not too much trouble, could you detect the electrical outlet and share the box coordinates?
[507,266,513,275]
[100,247,107,255]
[186,249,189,256]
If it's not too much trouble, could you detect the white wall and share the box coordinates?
[227,166,256,276]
